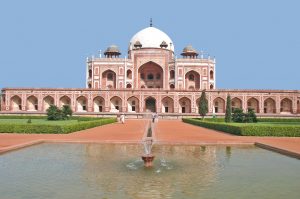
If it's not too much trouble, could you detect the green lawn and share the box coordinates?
[0,119,79,125]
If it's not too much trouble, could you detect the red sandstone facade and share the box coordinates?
[1,26,300,116]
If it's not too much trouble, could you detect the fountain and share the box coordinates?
[141,115,155,167]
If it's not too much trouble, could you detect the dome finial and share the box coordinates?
[150,18,153,27]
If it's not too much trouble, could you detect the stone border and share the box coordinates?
[255,142,300,160]
[0,140,44,155]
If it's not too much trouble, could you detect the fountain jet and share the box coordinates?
[141,118,155,167]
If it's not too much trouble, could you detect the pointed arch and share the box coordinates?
[102,70,116,89]
[247,97,259,113]
[264,98,276,113]
[161,96,174,113]
[126,69,132,79]
[76,96,87,112]
[138,61,163,89]
[93,96,105,112]
[213,97,225,113]
[10,95,22,111]
[127,96,139,112]
[170,70,175,79]
[43,96,54,111]
[231,97,242,111]
[59,96,71,108]
[145,96,156,112]
[110,96,122,112]
[27,95,38,111]
[280,98,292,113]
[210,70,214,80]
[185,70,200,90]
[179,97,191,113]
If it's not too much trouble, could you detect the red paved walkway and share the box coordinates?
[1,119,300,158]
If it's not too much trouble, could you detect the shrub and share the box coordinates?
[231,108,257,123]
[62,105,73,119]
[27,119,32,124]
[46,105,73,120]
[46,105,63,120]
[182,118,300,137]
[245,108,257,123]
[232,108,244,122]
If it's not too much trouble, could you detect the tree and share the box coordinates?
[199,90,208,120]
[225,95,232,123]
[46,105,62,120]
[62,105,73,120]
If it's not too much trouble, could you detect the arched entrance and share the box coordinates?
[138,61,163,89]
[59,96,71,108]
[43,96,54,111]
[145,97,156,112]
[93,96,104,112]
[247,97,259,113]
[179,97,191,113]
[110,96,122,112]
[76,96,87,112]
[231,97,242,111]
[27,96,38,111]
[11,95,22,111]
[280,98,292,113]
[185,70,200,90]
[213,97,225,113]
[127,96,139,112]
[161,97,174,113]
[102,70,116,89]
[264,98,276,113]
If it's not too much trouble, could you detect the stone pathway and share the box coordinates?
[0,119,300,159]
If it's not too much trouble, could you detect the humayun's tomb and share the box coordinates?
[1,24,300,117]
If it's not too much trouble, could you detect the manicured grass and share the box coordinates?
[182,118,300,137]
[0,116,117,134]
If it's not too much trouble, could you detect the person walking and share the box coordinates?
[120,114,125,124]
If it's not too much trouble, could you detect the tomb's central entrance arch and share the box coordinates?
[145,97,156,112]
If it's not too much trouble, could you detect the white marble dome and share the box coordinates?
[129,27,174,51]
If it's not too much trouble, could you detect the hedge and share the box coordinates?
[182,118,300,137]
[0,115,106,121]
[0,118,117,134]
[257,118,300,123]
[198,117,300,123]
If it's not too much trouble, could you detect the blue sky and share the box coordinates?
[0,0,299,90]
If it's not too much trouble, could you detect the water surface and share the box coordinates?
[0,143,299,199]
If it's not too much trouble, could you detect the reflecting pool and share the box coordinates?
[0,143,299,199]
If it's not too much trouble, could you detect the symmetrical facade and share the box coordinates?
[1,25,300,116]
